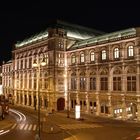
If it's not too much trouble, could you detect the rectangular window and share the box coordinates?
[71,55,76,64]
[80,77,86,90]
[127,76,136,91]
[71,78,77,90]
[29,57,32,68]
[102,50,106,60]
[80,53,84,63]
[100,77,108,90]
[90,77,96,90]
[113,77,121,91]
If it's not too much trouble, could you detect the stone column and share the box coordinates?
[131,104,136,118]
[108,95,113,117]
[86,67,90,113]
[136,62,140,94]
[42,96,45,109]
[22,93,25,105]
[122,63,126,92]
[19,93,21,104]
[108,64,112,92]
[96,94,100,116]
[121,96,127,120]
[14,90,17,104]
[76,70,80,105]
[137,97,140,121]
[27,93,29,106]
[86,94,89,113]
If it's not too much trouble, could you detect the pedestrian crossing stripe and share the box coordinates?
[11,123,37,131]
[58,123,103,130]
[11,123,17,129]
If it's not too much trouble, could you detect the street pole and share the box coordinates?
[67,91,70,118]
[38,64,41,138]
[33,57,46,140]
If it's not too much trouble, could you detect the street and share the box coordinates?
[0,105,140,140]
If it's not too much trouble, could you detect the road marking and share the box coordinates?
[0,130,4,133]
[33,125,37,131]
[11,123,37,131]
[11,123,17,129]
[66,131,77,140]
[28,124,32,131]
[0,130,10,136]
[19,124,25,130]
[58,123,102,130]
[24,124,29,130]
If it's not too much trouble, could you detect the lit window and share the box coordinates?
[58,53,61,64]
[80,53,84,63]
[102,50,106,60]
[127,76,136,91]
[80,77,86,90]
[71,55,76,64]
[114,48,119,59]
[90,52,95,61]
[128,46,134,57]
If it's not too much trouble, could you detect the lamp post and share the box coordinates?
[33,57,46,139]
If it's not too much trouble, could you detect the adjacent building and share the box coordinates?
[2,20,140,120]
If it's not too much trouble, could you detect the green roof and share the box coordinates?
[69,28,137,50]
[15,20,104,48]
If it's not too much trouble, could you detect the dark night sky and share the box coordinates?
[0,1,140,64]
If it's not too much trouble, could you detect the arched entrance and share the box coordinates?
[130,103,137,119]
[57,98,65,111]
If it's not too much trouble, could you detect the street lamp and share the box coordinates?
[33,57,46,139]
[64,74,69,118]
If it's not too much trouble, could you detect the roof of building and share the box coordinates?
[69,27,138,50]
[15,20,105,48]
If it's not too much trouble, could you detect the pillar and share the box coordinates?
[136,61,140,94]
[86,94,89,113]
[27,93,29,106]
[121,96,127,120]
[96,94,100,116]
[137,97,140,121]
[108,95,113,117]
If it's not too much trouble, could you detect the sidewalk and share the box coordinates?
[0,117,14,130]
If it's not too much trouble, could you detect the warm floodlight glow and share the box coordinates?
[75,105,80,119]
[0,85,3,95]
[32,62,38,67]
[41,61,46,66]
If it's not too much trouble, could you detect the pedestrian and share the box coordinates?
[35,134,40,140]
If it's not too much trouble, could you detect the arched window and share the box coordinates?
[80,72,86,90]
[90,52,95,62]
[128,46,134,57]
[80,53,85,63]
[71,73,77,90]
[71,54,76,64]
[114,48,119,59]
[102,50,106,60]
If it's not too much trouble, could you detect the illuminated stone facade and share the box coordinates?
[2,21,140,120]
[2,60,13,97]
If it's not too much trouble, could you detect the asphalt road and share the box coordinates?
[1,105,140,140]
